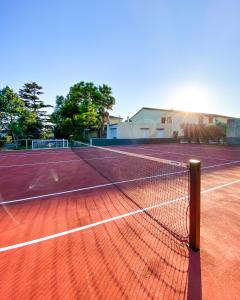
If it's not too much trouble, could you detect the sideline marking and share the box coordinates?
[0,178,240,252]
[202,160,240,170]
[201,178,240,193]
[136,146,236,162]
[0,169,187,205]
[0,196,187,252]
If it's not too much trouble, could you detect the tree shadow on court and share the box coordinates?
[77,185,201,300]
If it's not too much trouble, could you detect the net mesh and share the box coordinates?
[71,141,190,242]
[32,139,68,149]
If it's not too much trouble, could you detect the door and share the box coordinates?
[110,128,117,139]
[141,128,149,138]
[156,128,164,138]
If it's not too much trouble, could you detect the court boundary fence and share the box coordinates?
[90,138,177,146]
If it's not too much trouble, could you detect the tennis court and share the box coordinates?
[0,143,239,299]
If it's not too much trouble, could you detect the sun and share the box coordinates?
[164,82,217,113]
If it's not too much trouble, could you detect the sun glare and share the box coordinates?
[164,82,217,113]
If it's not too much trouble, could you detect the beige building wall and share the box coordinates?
[129,109,229,138]
[115,122,171,139]
[107,108,230,139]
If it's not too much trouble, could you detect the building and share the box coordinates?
[101,115,123,138]
[107,107,232,139]
[227,118,240,145]
[108,115,123,125]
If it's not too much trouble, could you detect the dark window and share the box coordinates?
[161,117,166,124]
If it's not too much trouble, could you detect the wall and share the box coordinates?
[109,109,230,140]
[131,109,229,138]
[227,118,240,139]
[91,138,176,146]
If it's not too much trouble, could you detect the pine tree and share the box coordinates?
[19,82,52,138]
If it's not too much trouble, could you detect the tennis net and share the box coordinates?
[32,139,68,149]
[71,141,199,247]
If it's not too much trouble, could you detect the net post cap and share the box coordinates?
[189,159,201,164]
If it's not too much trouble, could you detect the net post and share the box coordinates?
[189,159,201,251]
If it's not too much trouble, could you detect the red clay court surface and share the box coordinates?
[0,144,239,300]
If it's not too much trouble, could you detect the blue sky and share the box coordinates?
[1,0,240,119]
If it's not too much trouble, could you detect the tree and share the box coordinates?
[208,123,226,143]
[19,82,52,138]
[0,86,25,139]
[183,122,226,144]
[52,82,116,140]
[19,82,43,111]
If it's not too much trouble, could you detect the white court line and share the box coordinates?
[0,155,124,168]
[0,195,187,252]
[136,146,236,162]
[202,160,240,170]
[1,178,240,252]
[0,155,129,168]
[0,169,187,205]
[0,149,71,158]
[76,142,188,168]
[201,179,240,193]
[160,144,240,153]
[0,154,134,168]
[1,159,239,204]
[0,159,82,168]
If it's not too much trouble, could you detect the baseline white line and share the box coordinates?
[0,155,128,168]
[0,149,71,158]
[0,170,188,205]
[0,196,187,252]
[0,159,83,168]
[0,155,137,168]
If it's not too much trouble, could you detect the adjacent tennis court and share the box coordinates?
[0,143,239,299]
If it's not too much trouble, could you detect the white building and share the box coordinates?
[227,118,240,145]
[107,107,232,139]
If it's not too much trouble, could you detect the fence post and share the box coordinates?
[189,159,201,251]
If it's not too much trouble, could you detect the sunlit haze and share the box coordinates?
[163,81,217,114]
[1,0,240,119]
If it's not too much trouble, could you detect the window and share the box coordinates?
[208,117,213,124]
[161,117,166,124]
[167,116,172,124]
